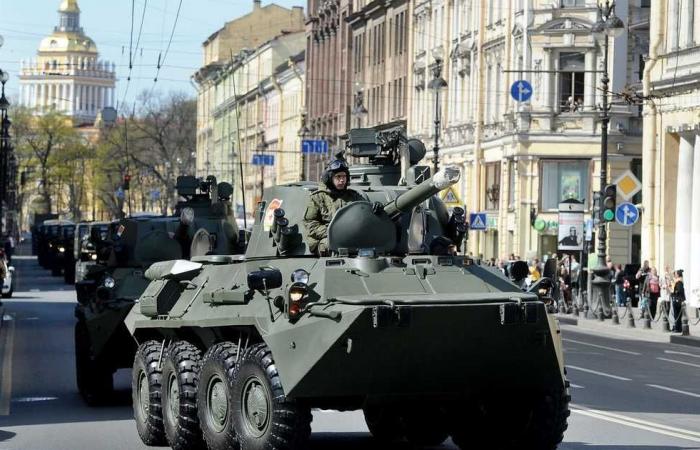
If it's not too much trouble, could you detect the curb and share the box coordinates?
[670,335,700,348]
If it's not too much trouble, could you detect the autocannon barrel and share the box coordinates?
[383,166,461,217]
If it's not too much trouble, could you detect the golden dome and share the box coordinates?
[39,32,97,54]
[59,0,80,13]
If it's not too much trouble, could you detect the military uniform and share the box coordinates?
[304,183,364,254]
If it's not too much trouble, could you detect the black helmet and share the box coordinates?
[321,159,350,190]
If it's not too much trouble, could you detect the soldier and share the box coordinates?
[304,159,365,255]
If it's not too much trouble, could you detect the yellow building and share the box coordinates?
[409,0,649,263]
[643,0,700,306]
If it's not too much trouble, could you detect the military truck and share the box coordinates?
[31,213,58,258]
[73,221,112,284]
[124,128,570,450]
[74,176,242,405]
[42,220,75,276]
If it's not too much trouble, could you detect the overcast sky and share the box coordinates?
[0,0,305,112]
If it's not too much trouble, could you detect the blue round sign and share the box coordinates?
[510,80,533,102]
[615,202,639,227]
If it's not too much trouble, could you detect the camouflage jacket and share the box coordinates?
[304,184,365,253]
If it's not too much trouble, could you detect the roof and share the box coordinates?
[59,0,80,13]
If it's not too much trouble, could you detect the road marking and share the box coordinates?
[657,357,700,369]
[12,396,58,403]
[571,405,700,442]
[647,384,700,399]
[665,350,700,359]
[563,338,641,355]
[567,365,632,381]
[570,383,585,389]
[29,289,39,292]
[0,315,16,415]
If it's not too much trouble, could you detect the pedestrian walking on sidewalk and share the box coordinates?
[614,264,626,306]
[670,270,686,332]
[641,267,661,318]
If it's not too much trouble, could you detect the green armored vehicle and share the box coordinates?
[74,176,242,405]
[44,220,76,276]
[73,221,112,284]
[125,128,570,450]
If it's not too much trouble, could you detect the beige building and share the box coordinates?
[643,0,700,306]
[408,0,649,263]
[195,31,306,216]
[194,1,304,185]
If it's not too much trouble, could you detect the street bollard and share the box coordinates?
[572,297,579,316]
[626,302,635,328]
[661,301,671,332]
[611,304,619,325]
[681,303,690,336]
[643,306,652,329]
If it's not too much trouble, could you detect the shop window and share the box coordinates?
[541,160,590,210]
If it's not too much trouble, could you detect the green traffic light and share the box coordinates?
[603,210,615,221]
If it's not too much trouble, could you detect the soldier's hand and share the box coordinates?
[372,201,384,215]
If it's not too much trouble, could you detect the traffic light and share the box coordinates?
[602,184,616,222]
[123,174,131,190]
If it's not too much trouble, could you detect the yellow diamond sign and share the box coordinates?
[614,170,642,201]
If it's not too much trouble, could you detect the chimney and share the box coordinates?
[253,0,261,10]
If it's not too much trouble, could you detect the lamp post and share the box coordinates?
[428,49,448,174]
[256,126,267,200]
[0,69,10,236]
[591,1,624,318]
[351,82,368,129]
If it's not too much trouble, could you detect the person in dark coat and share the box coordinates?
[671,270,686,332]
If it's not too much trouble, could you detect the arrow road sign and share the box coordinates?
[615,202,639,227]
[470,213,487,231]
[510,80,533,103]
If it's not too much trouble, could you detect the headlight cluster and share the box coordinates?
[58,247,66,253]
[103,277,116,289]
[287,269,310,320]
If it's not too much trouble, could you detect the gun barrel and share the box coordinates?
[383,166,461,217]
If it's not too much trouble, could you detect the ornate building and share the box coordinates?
[17,0,116,125]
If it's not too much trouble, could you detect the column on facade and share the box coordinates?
[68,83,74,115]
[680,0,694,48]
[690,134,700,305]
[542,49,552,112]
[675,133,694,278]
[584,50,596,110]
[668,0,679,50]
[36,84,43,111]
[60,84,66,111]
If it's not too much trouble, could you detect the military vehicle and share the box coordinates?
[124,128,570,450]
[43,220,76,276]
[73,221,112,284]
[74,176,242,405]
[31,213,58,259]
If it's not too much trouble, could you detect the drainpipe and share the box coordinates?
[642,1,664,267]
[471,0,486,256]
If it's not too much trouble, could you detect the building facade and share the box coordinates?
[643,0,700,306]
[409,0,649,263]
[18,0,116,125]
[194,1,305,183]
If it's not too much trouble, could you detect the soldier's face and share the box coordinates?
[332,173,348,190]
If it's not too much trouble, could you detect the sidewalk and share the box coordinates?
[556,305,700,348]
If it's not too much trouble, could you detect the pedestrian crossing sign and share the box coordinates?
[441,187,461,206]
[470,213,488,231]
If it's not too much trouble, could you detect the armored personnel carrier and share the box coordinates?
[74,176,242,405]
[73,221,112,284]
[42,220,76,276]
[124,128,570,450]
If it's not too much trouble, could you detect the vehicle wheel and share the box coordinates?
[132,340,167,446]
[402,409,449,446]
[162,341,205,450]
[363,407,403,442]
[64,268,75,285]
[519,382,571,450]
[197,342,239,450]
[231,343,312,450]
[74,321,113,405]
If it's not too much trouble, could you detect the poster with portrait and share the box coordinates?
[558,201,584,252]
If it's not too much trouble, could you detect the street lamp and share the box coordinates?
[297,110,311,181]
[351,82,368,128]
[428,48,448,174]
[591,1,624,319]
[0,69,10,236]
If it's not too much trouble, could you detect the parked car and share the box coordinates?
[2,266,15,298]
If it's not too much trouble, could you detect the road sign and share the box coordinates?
[252,154,275,166]
[440,187,461,206]
[614,170,642,201]
[301,139,329,154]
[615,202,639,227]
[510,80,533,103]
[469,213,487,231]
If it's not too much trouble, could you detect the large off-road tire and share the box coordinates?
[402,409,449,446]
[231,343,312,450]
[132,340,167,446]
[162,341,205,450]
[74,321,113,405]
[197,342,240,450]
[451,381,571,450]
[363,407,403,443]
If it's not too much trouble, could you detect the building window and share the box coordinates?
[508,160,516,210]
[541,160,590,210]
[484,162,501,211]
[561,0,586,6]
[559,52,585,112]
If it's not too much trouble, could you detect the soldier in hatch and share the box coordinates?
[304,159,365,255]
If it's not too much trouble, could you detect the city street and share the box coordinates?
[0,255,699,450]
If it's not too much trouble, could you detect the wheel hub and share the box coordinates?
[167,373,179,424]
[242,377,270,437]
[207,376,228,432]
[138,371,149,418]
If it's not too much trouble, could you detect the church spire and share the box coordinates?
[57,0,81,33]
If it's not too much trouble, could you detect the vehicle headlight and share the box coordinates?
[59,247,66,253]
[287,282,309,320]
[91,254,97,261]
[291,269,310,285]
[103,277,116,289]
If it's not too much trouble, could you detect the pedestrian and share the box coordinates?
[614,264,626,306]
[641,267,661,318]
[3,237,12,266]
[670,269,686,332]
[570,255,581,298]
[559,265,572,307]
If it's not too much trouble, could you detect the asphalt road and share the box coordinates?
[0,255,699,450]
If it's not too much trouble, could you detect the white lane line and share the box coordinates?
[12,396,58,403]
[570,383,585,389]
[0,315,16,415]
[657,357,700,369]
[563,338,641,355]
[665,350,700,359]
[567,365,632,381]
[571,406,700,442]
[647,384,700,399]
